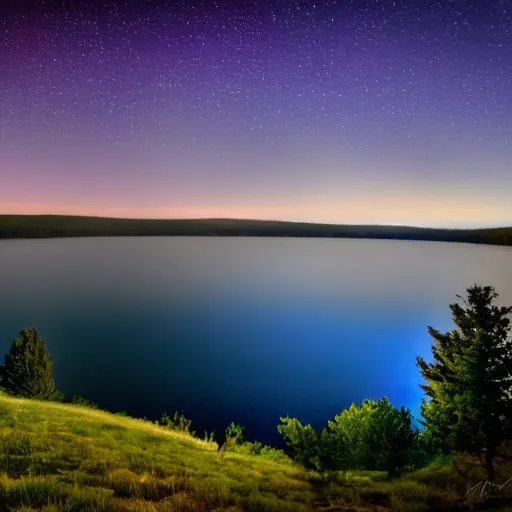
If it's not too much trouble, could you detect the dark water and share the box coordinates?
[1,237,511,445]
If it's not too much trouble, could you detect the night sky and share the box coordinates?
[1,0,511,227]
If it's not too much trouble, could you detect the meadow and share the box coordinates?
[0,393,511,511]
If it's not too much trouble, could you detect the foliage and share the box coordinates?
[2,282,512,510]
[203,430,215,443]
[232,441,292,464]
[321,398,418,476]
[0,327,58,400]
[3,282,512,508]
[244,440,263,454]
[158,411,172,428]
[407,429,441,471]
[277,416,322,470]
[71,395,99,409]
[417,284,512,481]
[2,214,512,247]
[52,390,65,402]
[225,421,244,445]
[159,411,194,435]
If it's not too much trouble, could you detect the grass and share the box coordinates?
[0,395,312,511]
[0,394,511,511]
[0,215,511,247]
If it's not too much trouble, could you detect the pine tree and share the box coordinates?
[0,327,57,400]
[417,285,512,481]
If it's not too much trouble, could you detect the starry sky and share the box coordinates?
[1,0,511,228]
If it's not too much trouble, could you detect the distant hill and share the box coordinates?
[0,214,511,247]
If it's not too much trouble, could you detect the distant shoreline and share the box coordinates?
[0,214,511,247]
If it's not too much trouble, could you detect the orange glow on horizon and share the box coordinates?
[1,196,511,229]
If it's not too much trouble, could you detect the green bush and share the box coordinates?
[322,398,418,476]
[71,395,99,409]
[159,411,194,435]
[203,430,215,443]
[232,440,291,464]
[277,416,322,470]
[278,399,421,476]
[225,422,244,445]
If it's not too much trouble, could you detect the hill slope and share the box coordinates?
[0,395,313,511]
[0,215,511,247]
[0,395,511,511]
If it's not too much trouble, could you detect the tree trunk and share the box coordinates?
[485,449,495,482]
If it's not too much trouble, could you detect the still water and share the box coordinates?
[1,237,511,445]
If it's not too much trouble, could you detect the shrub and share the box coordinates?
[71,395,99,409]
[225,422,244,445]
[277,416,321,470]
[322,398,417,477]
[203,431,215,443]
[159,412,194,435]
[232,440,290,463]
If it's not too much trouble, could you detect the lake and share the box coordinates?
[1,237,511,445]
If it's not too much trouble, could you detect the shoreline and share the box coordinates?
[0,214,511,247]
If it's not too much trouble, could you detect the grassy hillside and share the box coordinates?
[0,215,511,247]
[0,394,312,512]
[1,394,511,511]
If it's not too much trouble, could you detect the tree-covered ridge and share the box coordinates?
[1,214,512,246]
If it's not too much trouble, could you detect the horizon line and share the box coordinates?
[0,213,510,232]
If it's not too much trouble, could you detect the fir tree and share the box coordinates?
[417,285,512,481]
[0,326,57,400]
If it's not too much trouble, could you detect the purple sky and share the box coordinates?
[1,0,511,227]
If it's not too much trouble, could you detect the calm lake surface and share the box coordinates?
[1,237,511,445]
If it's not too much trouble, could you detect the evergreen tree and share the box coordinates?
[385,405,417,477]
[0,327,57,400]
[417,285,512,481]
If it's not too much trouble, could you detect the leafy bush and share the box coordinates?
[279,399,420,476]
[277,416,322,470]
[71,395,99,409]
[52,390,65,403]
[259,444,292,464]
[233,440,291,462]
[407,430,440,471]
[159,411,195,435]
[321,398,418,477]
[225,422,244,445]
[203,430,215,443]
[114,412,131,418]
